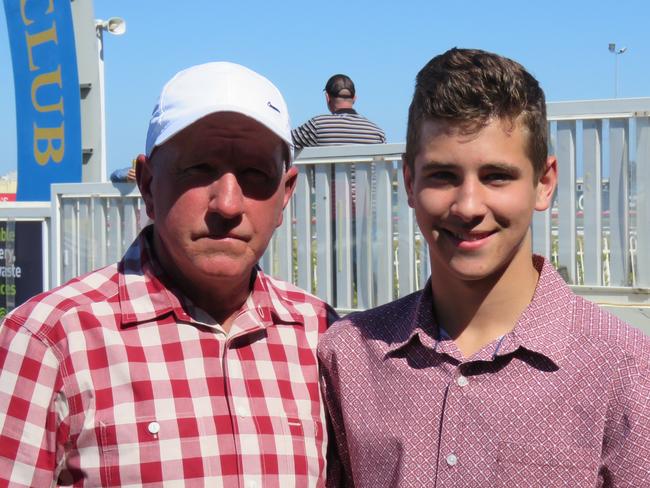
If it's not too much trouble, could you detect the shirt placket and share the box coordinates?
[222,310,268,488]
[436,361,472,487]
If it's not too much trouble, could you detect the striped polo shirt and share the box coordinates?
[292,108,386,149]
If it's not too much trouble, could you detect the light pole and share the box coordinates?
[95,17,126,180]
[608,43,627,98]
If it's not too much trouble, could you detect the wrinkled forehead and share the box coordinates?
[151,112,290,166]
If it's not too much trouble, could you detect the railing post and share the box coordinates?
[294,166,313,293]
[582,119,603,285]
[397,160,415,297]
[636,117,650,287]
[557,121,577,283]
[314,164,333,305]
[608,118,631,286]
[355,163,373,309]
[334,164,353,308]
[375,160,394,305]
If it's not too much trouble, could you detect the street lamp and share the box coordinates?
[95,17,126,180]
[608,43,627,98]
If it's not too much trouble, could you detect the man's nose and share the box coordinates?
[207,172,244,218]
[449,179,487,222]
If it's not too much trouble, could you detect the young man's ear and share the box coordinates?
[535,156,558,211]
[402,156,416,209]
[137,154,155,220]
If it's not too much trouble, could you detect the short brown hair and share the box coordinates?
[404,48,548,179]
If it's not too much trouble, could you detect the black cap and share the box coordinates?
[324,74,355,98]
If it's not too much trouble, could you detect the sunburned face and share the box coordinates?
[404,117,556,285]
[139,112,297,292]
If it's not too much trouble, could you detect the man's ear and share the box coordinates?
[535,156,558,211]
[276,165,298,227]
[402,157,416,209]
[137,154,155,220]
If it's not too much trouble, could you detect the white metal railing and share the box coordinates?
[541,99,650,290]
[50,182,144,285]
[0,99,648,317]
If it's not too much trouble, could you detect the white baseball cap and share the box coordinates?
[145,61,293,160]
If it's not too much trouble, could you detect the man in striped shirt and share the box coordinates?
[292,74,386,148]
[0,62,336,486]
[292,75,385,306]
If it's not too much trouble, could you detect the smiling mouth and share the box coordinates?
[441,228,496,243]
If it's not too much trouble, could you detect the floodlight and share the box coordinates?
[96,17,126,36]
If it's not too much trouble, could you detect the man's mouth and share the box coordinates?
[449,230,494,241]
[196,232,248,242]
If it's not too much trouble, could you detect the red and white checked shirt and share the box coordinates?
[319,256,650,488]
[0,228,336,487]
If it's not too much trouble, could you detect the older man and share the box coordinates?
[0,62,335,486]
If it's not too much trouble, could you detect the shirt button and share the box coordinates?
[446,453,458,466]
[457,375,469,387]
[147,421,160,435]
[256,306,265,319]
[236,403,250,417]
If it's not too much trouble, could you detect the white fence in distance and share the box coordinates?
[0,98,648,316]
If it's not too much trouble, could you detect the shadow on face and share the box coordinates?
[154,112,286,195]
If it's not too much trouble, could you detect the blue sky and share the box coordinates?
[1,0,649,176]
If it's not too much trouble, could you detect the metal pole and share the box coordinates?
[615,53,619,98]
[96,27,107,180]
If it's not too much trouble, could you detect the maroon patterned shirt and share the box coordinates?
[319,256,650,487]
[0,228,336,487]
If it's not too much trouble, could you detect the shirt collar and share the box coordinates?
[502,255,574,366]
[333,108,357,115]
[384,279,441,356]
[117,226,307,330]
[384,255,574,366]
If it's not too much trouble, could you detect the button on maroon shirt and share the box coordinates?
[318,256,650,487]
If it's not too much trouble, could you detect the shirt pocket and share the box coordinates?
[281,415,325,484]
[236,413,324,481]
[494,441,598,488]
[95,415,208,486]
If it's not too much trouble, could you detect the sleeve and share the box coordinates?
[600,351,650,487]
[318,338,355,488]
[109,167,131,183]
[0,318,64,486]
[291,119,320,150]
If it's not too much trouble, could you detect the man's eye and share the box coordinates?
[428,171,456,182]
[484,173,513,183]
[241,168,270,180]
[182,163,212,174]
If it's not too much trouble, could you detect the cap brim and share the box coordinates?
[147,106,294,160]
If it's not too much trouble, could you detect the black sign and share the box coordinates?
[0,221,44,318]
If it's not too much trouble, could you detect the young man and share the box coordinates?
[0,62,336,486]
[319,48,650,487]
